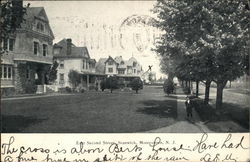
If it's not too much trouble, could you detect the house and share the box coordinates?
[96,56,143,86]
[53,38,105,90]
[1,7,54,95]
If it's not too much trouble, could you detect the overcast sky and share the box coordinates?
[25,1,164,78]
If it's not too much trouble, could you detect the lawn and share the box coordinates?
[1,86,177,133]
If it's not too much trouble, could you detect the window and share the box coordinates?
[42,44,48,56]
[118,70,124,74]
[7,66,12,78]
[9,39,15,51]
[108,61,113,65]
[1,64,12,79]
[59,73,64,81]
[3,66,7,78]
[34,42,39,55]
[82,60,85,69]
[2,38,15,51]
[37,22,44,32]
[3,39,8,50]
[59,60,64,69]
[108,68,113,73]
[133,62,137,67]
[121,61,124,65]
[134,69,136,73]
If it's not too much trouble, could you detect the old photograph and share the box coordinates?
[1,0,249,133]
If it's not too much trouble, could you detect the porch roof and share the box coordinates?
[80,71,107,76]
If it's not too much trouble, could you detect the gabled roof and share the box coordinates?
[114,56,123,64]
[22,7,54,39]
[53,39,90,59]
[104,56,118,65]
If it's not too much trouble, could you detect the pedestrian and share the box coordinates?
[185,96,193,118]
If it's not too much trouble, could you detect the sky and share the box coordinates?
[25,1,165,78]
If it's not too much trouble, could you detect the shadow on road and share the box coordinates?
[137,99,177,119]
[1,115,46,133]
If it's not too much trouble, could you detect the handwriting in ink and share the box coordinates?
[1,136,19,155]
[71,142,104,155]
[193,133,219,153]
[221,134,248,150]
[200,153,220,162]
[108,143,142,153]
[150,137,191,153]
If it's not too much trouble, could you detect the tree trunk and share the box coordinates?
[111,89,113,93]
[204,80,211,104]
[185,81,188,88]
[196,81,199,97]
[136,89,138,93]
[216,80,227,109]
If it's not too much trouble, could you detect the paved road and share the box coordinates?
[147,88,213,133]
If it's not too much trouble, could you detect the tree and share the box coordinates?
[163,79,174,96]
[131,78,143,93]
[105,76,118,93]
[68,70,81,91]
[100,79,106,91]
[0,0,29,54]
[153,0,250,109]
[47,61,59,84]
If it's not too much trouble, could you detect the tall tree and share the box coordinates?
[0,0,29,54]
[153,0,250,109]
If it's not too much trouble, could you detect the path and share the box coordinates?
[147,87,213,133]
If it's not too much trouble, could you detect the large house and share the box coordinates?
[1,7,54,95]
[96,56,143,86]
[53,39,105,90]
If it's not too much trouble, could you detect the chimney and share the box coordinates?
[66,39,72,55]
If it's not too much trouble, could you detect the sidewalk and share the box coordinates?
[147,88,214,133]
[1,93,74,101]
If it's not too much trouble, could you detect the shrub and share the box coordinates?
[100,80,106,91]
[1,87,15,97]
[68,70,81,90]
[163,79,174,95]
[65,86,72,93]
[106,76,119,93]
[131,78,143,93]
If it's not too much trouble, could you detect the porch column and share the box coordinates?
[41,71,45,85]
[87,74,89,90]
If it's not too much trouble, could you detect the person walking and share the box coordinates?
[185,96,193,119]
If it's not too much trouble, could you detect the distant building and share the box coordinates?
[1,7,54,95]
[96,56,143,86]
[96,56,143,77]
[53,38,105,90]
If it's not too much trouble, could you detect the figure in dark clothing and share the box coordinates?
[185,96,193,118]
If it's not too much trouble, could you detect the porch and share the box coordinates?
[80,71,106,91]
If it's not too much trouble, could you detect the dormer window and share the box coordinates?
[108,61,113,65]
[36,22,44,32]
[121,61,124,65]
[133,62,137,67]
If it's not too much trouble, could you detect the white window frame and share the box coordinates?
[34,41,39,55]
[42,44,48,56]
[1,64,13,80]
[1,38,15,52]
[108,68,113,73]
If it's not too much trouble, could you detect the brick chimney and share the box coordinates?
[66,39,72,55]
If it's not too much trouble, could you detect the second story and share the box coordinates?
[1,7,55,64]
[53,39,95,74]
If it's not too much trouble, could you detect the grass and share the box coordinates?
[1,86,177,133]
[193,98,249,132]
